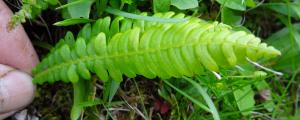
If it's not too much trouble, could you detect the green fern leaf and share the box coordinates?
[32,12,281,84]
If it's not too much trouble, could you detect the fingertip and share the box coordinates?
[0,64,35,114]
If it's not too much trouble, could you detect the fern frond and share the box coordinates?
[32,12,281,84]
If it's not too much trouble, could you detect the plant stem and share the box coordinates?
[71,80,94,120]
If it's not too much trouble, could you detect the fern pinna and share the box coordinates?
[32,12,281,84]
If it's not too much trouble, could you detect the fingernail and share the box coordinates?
[0,64,35,113]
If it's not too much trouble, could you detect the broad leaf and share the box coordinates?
[171,0,199,10]
[221,7,242,26]
[266,24,300,71]
[217,0,246,11]
[153,0,171,13]
[103,80,120,103]
[233,85,255,115]
[67,0,94,18]
[262,2,300,18]
[245,0,256,7]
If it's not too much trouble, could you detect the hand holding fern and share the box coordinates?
[0,1,39,119]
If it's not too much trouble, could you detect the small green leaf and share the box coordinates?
[103,80,120,103]
[71,80,92,120]
[67,0,94,18]
[217,0,246,11]
[233,85,255,115]
[70,105,82,120]
[170,0,198,10]
[93,33,107,55]
[59,67,69,83]
[94,60,109,82]
[68,65,79,83]
[75,38,87,57]
[153,0,171,12]
[221,7,242,26]
[78,24,92,40]
[77,62,91,80]
[109,16,123,37]
[245,0,256,7]
[60,45,72,61]
[65,32,76,46]
[53,18,93,26]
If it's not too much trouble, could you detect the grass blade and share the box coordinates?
[182,77,220,120]
[162,79,210,112]
[105,7,188,23]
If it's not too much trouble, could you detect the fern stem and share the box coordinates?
[71,82,84,120]
[71,80,94,120]
[246,57,283,76]
[212,71,222,80]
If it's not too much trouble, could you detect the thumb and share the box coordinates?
[0,64,35,119]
